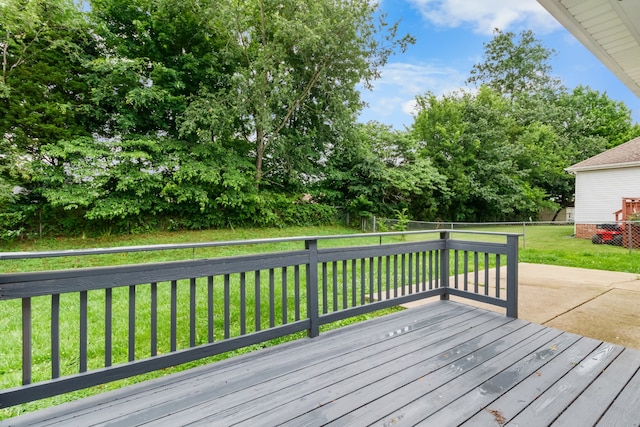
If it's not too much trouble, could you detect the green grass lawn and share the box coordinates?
[1,223,638,420]
[518,225,640,274]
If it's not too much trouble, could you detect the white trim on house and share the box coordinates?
[567,161,640,173]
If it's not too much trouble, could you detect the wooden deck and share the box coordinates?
[3,300,640,427]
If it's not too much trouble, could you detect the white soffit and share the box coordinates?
[538,0,640,99]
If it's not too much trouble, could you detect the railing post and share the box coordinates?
[506,234,519,318]
[440,231,450,300]
[305,239,320,338]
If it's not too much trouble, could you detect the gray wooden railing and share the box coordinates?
[0,230,519,408]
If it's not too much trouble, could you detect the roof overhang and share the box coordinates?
[537,0,640,99]
[566,160,640,173]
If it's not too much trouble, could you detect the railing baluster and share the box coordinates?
[434,251,439,288]
[80,290,88,371]
[464,251,469,291]
[377,256,382,299]
[495,254,501,298]
[190,278,196,347]
[127,286,135,362]
[474,253,479,294]
[322,263,328,314]
[224,274,231,339]
[368,257,374,305]
[408,253,413,294]
[269,269,275,328]
[170,280,177,352]
[393,255,398,297]
[428,251,433,289]
[254,271,261,332]
[281,267,287,325]
[22,297,32,385]
[421,251,426,291]
[51,294,60,379]
[208,276,214,342]
[105,288,112,367]
[411,252,420,292]
[240,273,246,335]
[342,260,347,309]
[385,256,390,299]
[351,259,357,307]
[294,265,300,321]
[360,258,366,305]
[332,261,338,312]
[401,253,406,296]
[151,283,157,357]
[484,253,490,296]
[454,250,459,289]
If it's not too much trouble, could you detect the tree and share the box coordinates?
[467,29,562,100]
[412,88,549,221]
[0,0,97,235]
[320,122,444,219]
[32,0,253,229]
[181,0,414,188]
[1,0,95,155]
[88,0,232,140]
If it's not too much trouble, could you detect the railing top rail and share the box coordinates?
[0,229,522,261]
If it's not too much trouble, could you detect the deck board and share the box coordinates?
[3,300,640,427]
[185,311,507,426]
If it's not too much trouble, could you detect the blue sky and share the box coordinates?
[359,0,640,129]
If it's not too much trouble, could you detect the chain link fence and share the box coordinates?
[361,217,640,252]
[575,221,640,249]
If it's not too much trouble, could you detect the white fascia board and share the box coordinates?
[566,161,640,173]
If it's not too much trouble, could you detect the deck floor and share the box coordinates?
[4,300,640,427]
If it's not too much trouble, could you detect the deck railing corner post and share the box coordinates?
[305,239,320,338]
[506,234,519,318]
[439,231,450,300]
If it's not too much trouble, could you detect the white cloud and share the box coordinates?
[406,0,561,35]
[372,62,467,96]
[359,62,469,127]
[402,99,419,115]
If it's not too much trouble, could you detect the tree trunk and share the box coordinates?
[255,126,265,189]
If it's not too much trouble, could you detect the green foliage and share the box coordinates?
[0,4,638,234]
[320,122,445,219]
[179,0,414,187]
[413,88,547,221]
[408,29,639,222]
[391,208,410,232]
[467,29,562,99]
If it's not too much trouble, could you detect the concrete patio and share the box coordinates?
[414,262,640,350]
